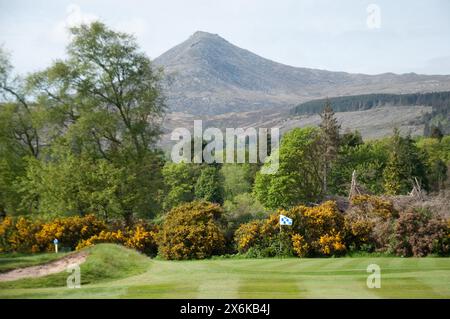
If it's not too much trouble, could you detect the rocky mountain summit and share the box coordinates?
[154,31,450,115]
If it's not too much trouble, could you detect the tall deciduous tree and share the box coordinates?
[329,139,389,195]
[162,162,202,210]
[253,127,322,209]
[0,47,41,159]
[195,166,224,205]
[0,47,43,216]
[18,22,166,222]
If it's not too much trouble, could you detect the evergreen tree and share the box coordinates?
[383,151,406,195]
[428,159,447,192]
[318,100,341,194]
[430,126,444,141]
[383,129,429,195]
[340,129,363,148]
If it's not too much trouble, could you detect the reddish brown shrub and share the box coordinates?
[393,209,449,257]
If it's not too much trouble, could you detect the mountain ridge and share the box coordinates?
[154,31,450,115]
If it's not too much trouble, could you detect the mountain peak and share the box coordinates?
[154,32,450,115]
[154,30,234,69]
[188,31,229,47]
[191,31,220,39]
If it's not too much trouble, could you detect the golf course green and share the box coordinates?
[0,244,449,298]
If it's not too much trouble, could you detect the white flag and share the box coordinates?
[280,214,292,225]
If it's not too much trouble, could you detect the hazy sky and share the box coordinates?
[1,0,450,75]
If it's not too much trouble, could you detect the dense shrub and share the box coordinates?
[392,209,449,257]
[157,201,226,260]
[233,212,293,258]
[35,215,106,251]
[371,218,396,253]
[344,211,376,251]
[235,201,346,257]
[291,234,309,257]
[318,232,346,255]
[344,196,450,256]
[0,217,14,252]
[0,214,161,255]
[76,224,158,256]
[343,195,398,253]
[222,193,270,248]
[0,217,42,253]
[77,230,125,248]
[2,195,449,258]
[0,215,106,253]
[350,195,396,219]
[294,201,344,246]
[234,220,263,253]
[235,197,449,258]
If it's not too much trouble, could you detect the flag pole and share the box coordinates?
[279,220,282,258]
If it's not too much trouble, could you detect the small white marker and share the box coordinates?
[54,238,59,253]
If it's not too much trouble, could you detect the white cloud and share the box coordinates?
[52,4,98,43]
[51,4,148,45]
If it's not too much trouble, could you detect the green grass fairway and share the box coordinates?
[0,244,449,299]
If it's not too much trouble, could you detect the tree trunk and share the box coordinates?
[323,162,328,195]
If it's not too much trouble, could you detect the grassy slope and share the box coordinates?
[0,245,449,298]
[0,244,150,290]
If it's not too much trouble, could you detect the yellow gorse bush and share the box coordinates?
[35,215,106,251]
[344,212,375,248]
[235,220,262,252]
[0,217,14,253]
[344,195,398,252]
[350,195,395,219]
[0,217,42,253]
[0,215,107,253]
[76,225,158,255]
[291,234,309,257]
[300,201,342,230]
[157,201,226,260]
[76,229,125,249]
[234,200,346,256]
[318,231,346,255]
[125,225,157,253]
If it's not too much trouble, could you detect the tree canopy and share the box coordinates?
[0,22,166,222]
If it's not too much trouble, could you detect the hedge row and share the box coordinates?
[1,197,449,258]
[236,197,449,257]
[0,215,158,256]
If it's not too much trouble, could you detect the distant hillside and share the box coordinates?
[290,91,450,134]
[159,105,432,150]
[291,91,450,115]
[154,31,450,115]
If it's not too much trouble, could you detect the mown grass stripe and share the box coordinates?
[0,245,449,299]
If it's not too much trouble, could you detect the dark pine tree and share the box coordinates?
[318,99,341,195]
